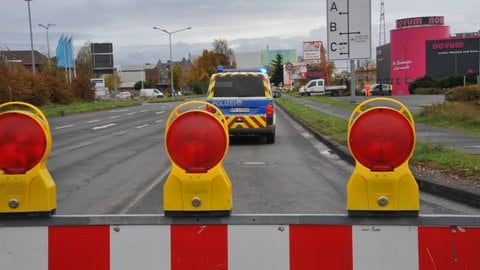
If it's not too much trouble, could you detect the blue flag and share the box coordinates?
[56,35,65,67]
[65,37,74,68]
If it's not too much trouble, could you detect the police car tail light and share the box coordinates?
[206,104,214,113]
[166,110,227,173]
[266,104,274,116]
[0,112,47,174]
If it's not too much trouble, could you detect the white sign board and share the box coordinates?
[326,0,371,60]
[303,41,322,64]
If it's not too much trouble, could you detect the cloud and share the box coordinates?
[1,0,478,67]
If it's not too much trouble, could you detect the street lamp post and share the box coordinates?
[24,0,35,74]
[38,23,55,66]
[136,52,145,89]
[153,26,191,96]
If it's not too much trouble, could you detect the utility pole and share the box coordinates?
[39,23,55,66]
[24,0,35,74]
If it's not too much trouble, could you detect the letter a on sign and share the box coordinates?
[330,2,338,11]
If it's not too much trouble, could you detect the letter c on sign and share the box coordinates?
[330,42,337,52]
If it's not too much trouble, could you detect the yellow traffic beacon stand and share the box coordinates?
[0,102,56,215]
[163,101,232,216]
[347,98,419,216]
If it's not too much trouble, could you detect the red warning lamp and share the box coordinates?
[346,98,419,216]
[0,112,48,174]
[163,100,232,216]
[348,108,415,171]
[0,101,56,215]
[165,111,228,173]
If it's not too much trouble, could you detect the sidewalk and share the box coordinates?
[282,94,480,207]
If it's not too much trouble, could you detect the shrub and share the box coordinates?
[445,85,480,102]
[409,75,436,94]
[72,71,95,102]
[191,80,208,94]
[410,73,478,94]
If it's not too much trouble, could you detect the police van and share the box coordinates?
[206,67,276,143]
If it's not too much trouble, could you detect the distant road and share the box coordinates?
[335,94,445,113]
[46,100,480,215]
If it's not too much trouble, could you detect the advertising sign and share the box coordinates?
[303,41,322,64]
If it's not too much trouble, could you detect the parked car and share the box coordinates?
[361,84,392,96]
[140,88,164,98]
[273,90,282,98]
[117,91,134,99]
[371,84,392,96]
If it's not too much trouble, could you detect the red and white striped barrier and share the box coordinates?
[1,223,479,269]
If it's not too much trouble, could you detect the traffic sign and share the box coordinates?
[163,101,232,216]
[346,98,419,216]
[0,102,56,215]
[326,0,372,60]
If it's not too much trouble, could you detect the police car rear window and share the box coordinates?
[213,76,265,97]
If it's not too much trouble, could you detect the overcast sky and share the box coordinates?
[1,0,479,67]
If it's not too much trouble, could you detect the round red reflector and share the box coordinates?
[166,111,227,173]
[0,112,47,174]
[349,108,414,171]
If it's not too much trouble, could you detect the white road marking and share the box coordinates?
[54,124,74,130]
[155,111,166,115]
[136,124,149,129]
[92,123,117,130]
[119,170,170,214]
[86,119,101,123]
[110,115,120,119]
[110,109,129,113]
[127,112,136,115]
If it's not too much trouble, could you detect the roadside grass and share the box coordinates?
[40,94,194,117]
[41,100,141,117]
[275,96,480,181]
[276,97,349,144]
[301,95,359,110]
[415,101,480,135]
[413,142,480,180]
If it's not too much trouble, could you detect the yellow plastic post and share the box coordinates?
[346,98,419,216]
[0,102,56,215]
[163,101,232,216]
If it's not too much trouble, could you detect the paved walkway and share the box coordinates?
[282,94,480,207]
[289,95,480,154]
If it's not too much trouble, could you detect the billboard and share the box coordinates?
[283,62,307,86]
[376,44,391,84]
[91,43,114,74]
[426,38,480,78]
[303,41,322,64]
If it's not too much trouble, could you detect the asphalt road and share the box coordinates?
[46,101,480,215]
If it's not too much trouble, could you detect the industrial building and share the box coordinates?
[376,16,479,95]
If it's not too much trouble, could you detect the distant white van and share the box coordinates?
[140,88,164,98]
